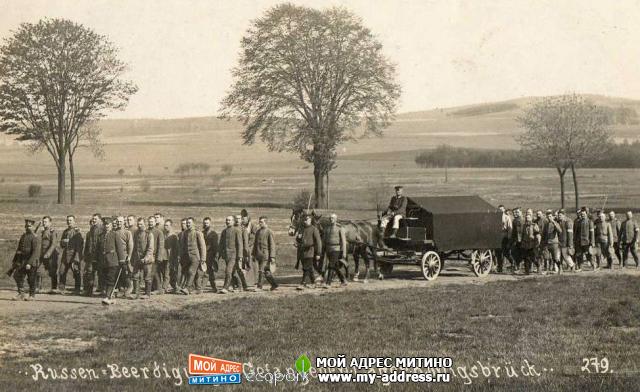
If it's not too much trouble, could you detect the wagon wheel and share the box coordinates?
[421,251,441,281]
[471,249,493,277]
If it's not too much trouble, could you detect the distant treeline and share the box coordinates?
[415,141,640,168]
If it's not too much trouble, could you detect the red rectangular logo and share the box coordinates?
[189,354,242,375]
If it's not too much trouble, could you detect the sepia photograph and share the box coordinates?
[0,0,639,390]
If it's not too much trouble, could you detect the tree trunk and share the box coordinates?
[57,156,66,204]
[313,163,327,209]
[571,163,579,211]
[326,172,330,209]
[69,153,76,205]
[557,166,567,208]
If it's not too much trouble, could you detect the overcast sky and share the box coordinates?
[1,0,639,119]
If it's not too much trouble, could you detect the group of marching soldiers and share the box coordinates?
[9,210,279,305]
[495,206,640,274]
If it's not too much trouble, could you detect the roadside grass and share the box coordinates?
[1,274,639,391]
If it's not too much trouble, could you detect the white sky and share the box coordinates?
[1,0,639,119]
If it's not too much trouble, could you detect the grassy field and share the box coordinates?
[1,273,639,390]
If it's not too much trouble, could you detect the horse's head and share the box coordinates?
[288,208,303,237]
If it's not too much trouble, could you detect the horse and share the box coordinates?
[288,208,385,282]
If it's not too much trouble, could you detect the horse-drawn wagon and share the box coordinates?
[378,195,502,281]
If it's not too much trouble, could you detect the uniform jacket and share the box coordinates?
[558,218,574,248]
[520,222,540,250]
[116,228,134,262]
[620,219,639,244]
[501,214,513,239]
[132,229,155,265]
[301,225,322,259]
[181,228,207,262]
[574,218,595,247]
[541,220,561,245]
[151,226,167,261]
[203,227,219,263]
[511,217,524,244]
[100,230,126,267]
[323,223,347,259]
[40,227,59,260]
[16,231,41,268]
[254,227,276,261]
[607,218,621,243]
[241,222,257,258]
[164,231,179,264]
[60,227,84,264]
[218,226,243,262]
[387,195,407,216]
[594,219,613,246]
[83,224,104,262]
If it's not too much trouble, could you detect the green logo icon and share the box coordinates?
[295,354,311,374]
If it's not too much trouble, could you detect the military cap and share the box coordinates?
[394,185,403,190]
[240,209,249,217]
[558,209,566,214]
[24,219,35,225]
[545,209,553,215]
[580,207,587,212]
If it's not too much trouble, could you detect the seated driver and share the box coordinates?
[382,185,407,238]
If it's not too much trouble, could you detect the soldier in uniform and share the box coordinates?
[202,217,219,292]
[495,205,513,273]
[83,213,103,296]
[253,216,279,291]
[125,215,137,231]
[620,211,639,267]
[541,210,562,274]
[510,207,524,272]
[131,217,155,299]
[100,217,126,305]
[383,186,408,238]
[322,213,348,287]
[296,214,322,289]
[164,219,181,293]
[594,211,614,269]
[149,216,167,294]
[59,215,84,294]
[574,208,596,271]
[40,216,60,294]
[11,219,41,301]
[154,213,164,229]
[520,213,541,275]
[179,217,207,295]
[218,216,248,293]
[240,210,258,286]
[534,210,548,273]
[607,211,622,266]
[115,216,134,297]
[557,209,575,271]
[177,218,189,289]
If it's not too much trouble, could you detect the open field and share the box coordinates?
[1,271,639,390]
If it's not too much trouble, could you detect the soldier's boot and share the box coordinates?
[35,275,43,294]
[256,272,264,290]
[128,281,139,299]
[265,273,278,290]
[209,276,217,293]
[144,283,152,299]
[84,285,94,297]
[12,291,25,301]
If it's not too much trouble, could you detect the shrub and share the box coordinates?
[292,190,314,210]
[27,184,42,198]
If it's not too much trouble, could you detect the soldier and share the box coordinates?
[384,186,408,238]
[149,216,167,294]
[100,217,126,305]
[557,209,575,272]
[233,214,253,289]
[495,205,513,273]
[164,219,181,293]
[115,216,134,297]
[541,210,562,274]
[125,215,137,231]
[218,216,249,293]
[154,213,164,229]
[574,208,596,271]
[253,216,279,291]
[83,213,103,296]
[202,217,219,292]
[520,213,541,274]
[241,210,258,284]
[607,211,622,266]
[620,211,639,267]
[40,216,60,294]
[322,213,348,288]
[510,207,524,273]
[534,210,548,273]
[179,217,206,295]
[177,218,189,288]
[59,215,84,295]
[131,217,155,299]
[296,214,322,289]
[11,219,41,301]
[594,211,614,269]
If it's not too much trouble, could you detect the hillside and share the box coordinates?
[0,95,639,175]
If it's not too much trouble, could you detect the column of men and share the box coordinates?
[9,211,279,304]
[497,205,639,275]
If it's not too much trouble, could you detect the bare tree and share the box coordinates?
[220,4,400,208]
[517,94,612,209]
[0,18,137,204]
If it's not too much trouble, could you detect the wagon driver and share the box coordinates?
[383,186,408,238]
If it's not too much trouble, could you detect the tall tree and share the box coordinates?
[220,4,400,208]
[517,94,612,209]
[0,18,137,204]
